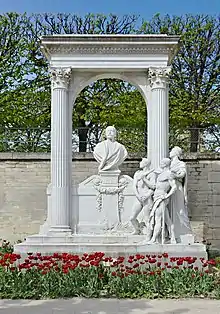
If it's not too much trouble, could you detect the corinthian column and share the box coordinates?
[148,67,171,169]
[49,67,72,234]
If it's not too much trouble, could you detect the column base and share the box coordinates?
[48,225,72,236]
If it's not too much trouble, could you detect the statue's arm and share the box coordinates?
[133,173,141,199]
[143,173,156,190]
[172,167,186,179]
[164,178,177,200]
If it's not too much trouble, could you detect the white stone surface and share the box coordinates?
[146,158,177,244]
[14,234,207,260]
[42,34,179,69]
[93,126,128,172]
[49,68,72,234]
[130,158,156,235]
[169,146,194,242]
[15,34,204,258]
[148,67,170,169]
[73,172,135,234]
[41,34,179,171]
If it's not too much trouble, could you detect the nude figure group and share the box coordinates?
[130,146,192,244]
[92,126,192,244]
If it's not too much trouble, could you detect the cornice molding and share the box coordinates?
[43,44,174,56]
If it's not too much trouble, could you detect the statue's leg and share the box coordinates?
[130,200,143,235]
[148,205,162,243]
[143,197,152,221]
[143,197,153,240]
[165,207,176,244]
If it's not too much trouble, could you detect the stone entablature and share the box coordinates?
[41,34,179,62]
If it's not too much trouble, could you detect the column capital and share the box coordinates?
[148,67,171,89]
[50,67,72,89]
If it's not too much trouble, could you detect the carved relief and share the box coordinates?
[46,45,173,56]
[148,67,171,89]
[50,67,72,89]
[92,175,129,215]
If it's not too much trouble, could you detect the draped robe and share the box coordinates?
[170,158,192,242]
[93,139,128,171]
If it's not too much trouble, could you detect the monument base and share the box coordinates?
[14,234,207,261]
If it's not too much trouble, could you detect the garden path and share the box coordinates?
[0,298,219,313]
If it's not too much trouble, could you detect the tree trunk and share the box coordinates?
[190,128,199,152]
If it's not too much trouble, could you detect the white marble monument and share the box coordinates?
[146,158,177,244]
[73,126,135,234]
[93,126,128,172]
[169,146,194,244]
[130,158,156,235]
[14,34,206,259]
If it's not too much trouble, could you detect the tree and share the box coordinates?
[0,13,141,152]
[0,88,51,152]
[0,13,219,153]
[141,14,220,152]
[0,13,28,91]
[73,80,146,152]
[0,13,51,152]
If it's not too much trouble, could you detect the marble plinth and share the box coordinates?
[14,234,207,260]
[72,172,136,234]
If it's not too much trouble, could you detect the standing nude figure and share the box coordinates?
[147,158,177,244]
[130,158,156,235]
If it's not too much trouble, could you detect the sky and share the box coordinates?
[0,0,219,17]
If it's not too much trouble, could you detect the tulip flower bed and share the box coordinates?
[0,250,220,299]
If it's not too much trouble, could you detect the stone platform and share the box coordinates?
[14,234,208,260]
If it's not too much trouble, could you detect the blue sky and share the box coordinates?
[0,0,219,17]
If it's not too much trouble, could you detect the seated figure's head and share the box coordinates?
[140,158,151,169]
[169,146,182,158]
[160,158,171,169]
[105,126,117,140]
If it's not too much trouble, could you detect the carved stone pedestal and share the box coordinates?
[74,171,134,234]
[99,170,129,231]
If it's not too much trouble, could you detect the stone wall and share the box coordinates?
[0,152,219,248]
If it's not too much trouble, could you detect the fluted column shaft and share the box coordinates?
[148,67,170,169]
[49,68,72,234]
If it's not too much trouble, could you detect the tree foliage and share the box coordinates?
[0,13,219,152]
[0,13,143,152]
[141,14,220,151]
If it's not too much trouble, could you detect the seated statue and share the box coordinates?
[93,126,128,172]
[130,158,156,235]
[147,158,177,244]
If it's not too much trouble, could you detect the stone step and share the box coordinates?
[24,234,146,244]
[14,237,208,262]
